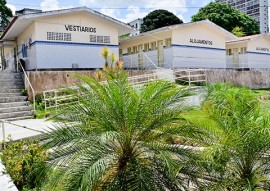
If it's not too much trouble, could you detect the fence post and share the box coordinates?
[188,69,191,87]
[1,120,6,150]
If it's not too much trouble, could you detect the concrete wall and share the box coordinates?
[26,70,150,98]
[206,70,270,89]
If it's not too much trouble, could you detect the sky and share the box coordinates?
[5,0,270,27]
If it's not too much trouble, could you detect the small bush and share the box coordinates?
[21,88,28,96]
[1,138,46,190]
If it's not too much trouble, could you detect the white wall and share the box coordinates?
[172,46,226,69]
[247,53,270,68]
[35,43,118,69]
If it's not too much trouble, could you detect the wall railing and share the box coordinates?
[18,60,36,112]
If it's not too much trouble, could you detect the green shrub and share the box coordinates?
[1,138,47,190]
[21,88,28,96]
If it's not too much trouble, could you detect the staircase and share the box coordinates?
[0,71,34,121]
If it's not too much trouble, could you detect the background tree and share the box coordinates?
[0,0,13,31]
[141,9,183,33]
[191,2,259,36]
[231,26,245,37]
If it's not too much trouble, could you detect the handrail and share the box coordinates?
[18,60,36,113]
[143,52,160,69]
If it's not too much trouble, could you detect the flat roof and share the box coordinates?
[120,20,237,43]
[1,6,135,40]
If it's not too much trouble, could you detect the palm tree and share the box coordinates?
[188,83,270,190]
[42,72,204,191]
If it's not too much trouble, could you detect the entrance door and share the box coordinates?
[157,40,164,67]
[233,48,239,67]
[138,44,143,68]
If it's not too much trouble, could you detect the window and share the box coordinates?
[165,38,172,48]
[64,33,71,41]
[90,35,110,44]
[239,47,247,54]
[132,46,138,54]
[119,49,123,57]
[47,32,71,41]
[55,33,63,41]
[47,32,55,40]
[150,41,156,50]
[90,35,97,43]
[127,47,131,55]
[97,36,104,43]
[104,36,110,43]
[226,49,233,56]
[144,43,149,52]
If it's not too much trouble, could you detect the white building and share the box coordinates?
[0,7,134,71]
[128,18,143,32]
[226,34,270,68]
[120,20,238,69]
[216,0,269,33]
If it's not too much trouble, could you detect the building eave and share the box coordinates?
[1,7,135,41]
[0,16,18,40]
[120,20,237,43]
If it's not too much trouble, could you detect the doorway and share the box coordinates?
[157,40,164,67]
[233,48,239,67]
[138,44,143,68]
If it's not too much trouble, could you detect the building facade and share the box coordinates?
[128,18,143,32]
[226,34,270,68]
[216,0,269,33]
[0,7,133,71]
[120,20,238,69]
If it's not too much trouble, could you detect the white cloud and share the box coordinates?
[79,0,188,23]
[40,0,73,11]
[7,4,16,15]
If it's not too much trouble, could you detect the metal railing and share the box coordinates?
[43,68,208,111]
[43,88,79,111]
[174,69,207,87]
[18,60,36,112]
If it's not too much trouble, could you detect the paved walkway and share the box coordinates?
[0,161,18,191]
[0,119,54,142]
[0,119,54,190]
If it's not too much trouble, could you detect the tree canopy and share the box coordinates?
[140,9,183,33]
[0,0,13,30]
[191,2,260,36]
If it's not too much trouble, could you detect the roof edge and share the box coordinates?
[0,16,18,40]
[120,20,237,43]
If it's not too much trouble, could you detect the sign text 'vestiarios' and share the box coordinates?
[65,25,96,33]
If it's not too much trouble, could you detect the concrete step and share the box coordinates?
[0,85,24,89]
[0,106,32,114]
[0,101,30,108]
[0,93,22,97]
[0,79,23,82]
[0,89,22,93]
[1,116,33,121]
[0,81,24,86]
[0,111,34,120]
[0,96,28,103]
[0,73,22,79]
